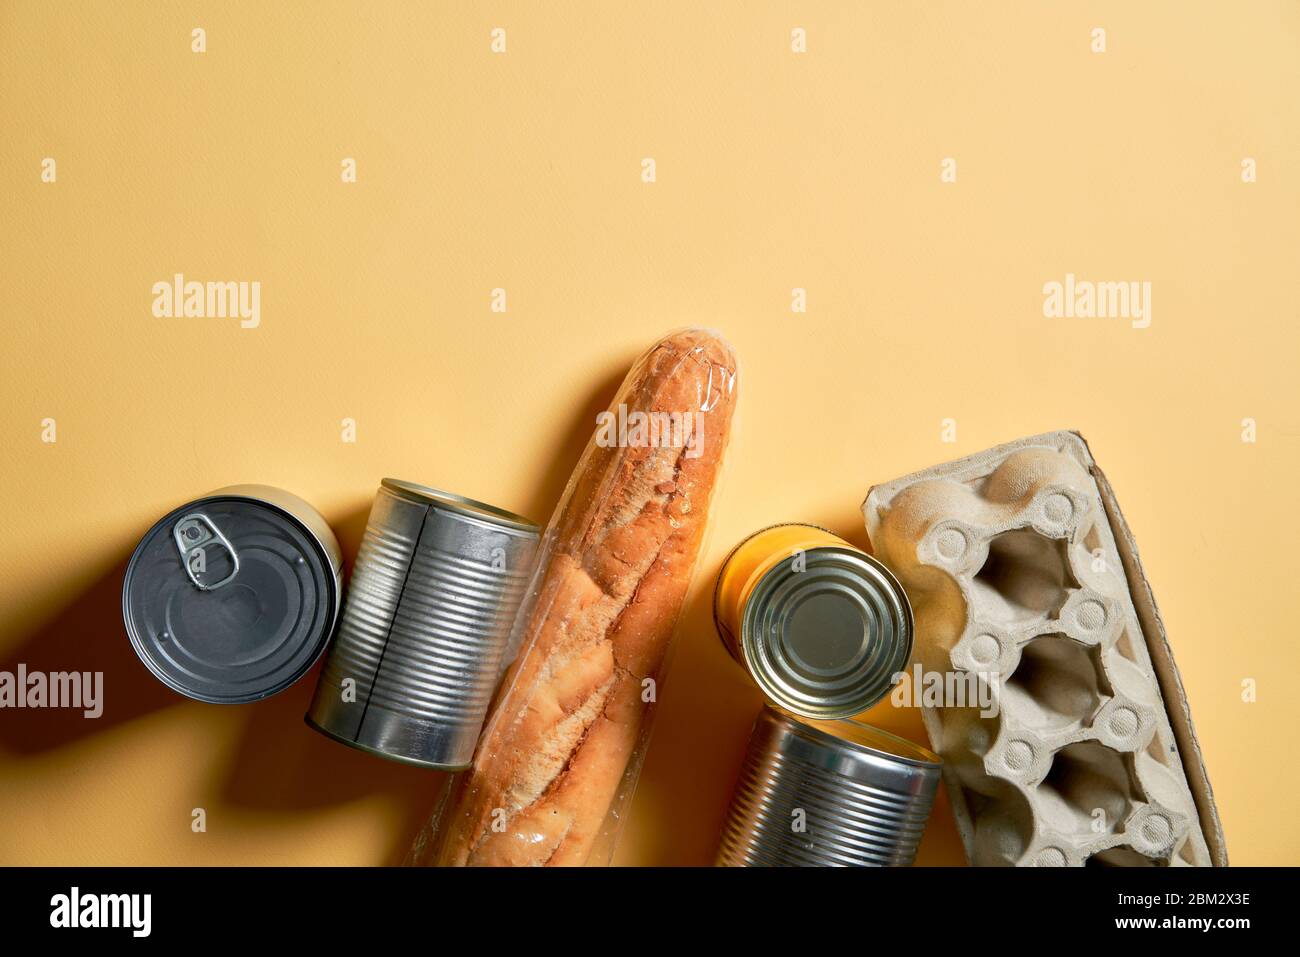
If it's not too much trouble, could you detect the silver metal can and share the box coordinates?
[306,479,540,769]
[714,524,914,720]
[716,706,942,867]
[122,485,343,704]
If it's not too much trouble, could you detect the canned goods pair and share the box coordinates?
[306,479,540,770]
[717,706,942,867]
[123,478,540,774]
[122,485,344,704]
[714,523,914,719]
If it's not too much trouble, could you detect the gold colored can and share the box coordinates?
[713,523,914,719]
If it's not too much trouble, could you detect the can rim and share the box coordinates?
[380,478,539,533]
[710,522,834,649]
[741,545,914,720]
[121,492,340,704]
[209,484,343,581]
[768,706,942,768]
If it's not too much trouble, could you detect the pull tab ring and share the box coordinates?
[173,512,240,590]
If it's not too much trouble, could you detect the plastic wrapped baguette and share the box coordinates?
[414,328,739,866]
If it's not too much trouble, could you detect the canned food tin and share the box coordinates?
[716,706,942,867]
[713,523,914,719]
[122,485,343,704]
[306,479,540,770]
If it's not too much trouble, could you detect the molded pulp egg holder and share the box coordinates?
[863,431,1227,867]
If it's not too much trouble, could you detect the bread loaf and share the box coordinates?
[425,328,738,866]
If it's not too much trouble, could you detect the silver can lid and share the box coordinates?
[379,478,539,533]
[122,494,339,703]
[742,546,913,719]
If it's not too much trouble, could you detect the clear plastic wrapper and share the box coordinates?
[409,328,739,866]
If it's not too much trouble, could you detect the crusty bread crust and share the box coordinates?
[432,329,738,866]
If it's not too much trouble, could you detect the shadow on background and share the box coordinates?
[215,500,454,863]
[620,569,755,866]
[0,501,380,757]
[0,549,176,754]
[0,359,715,866]
[515,367,627,527]
[626,512,968,866]
[216,661,447,865]
[0,497,445,863]
[212,365,631,862]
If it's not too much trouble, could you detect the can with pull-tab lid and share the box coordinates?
[122,485,343,704]
[306,479,541,770]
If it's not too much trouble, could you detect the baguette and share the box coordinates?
[428,328,738,866]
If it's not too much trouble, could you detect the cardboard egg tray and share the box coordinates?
[862,431,1227,866]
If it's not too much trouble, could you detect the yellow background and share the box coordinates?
[2,2,1297,866]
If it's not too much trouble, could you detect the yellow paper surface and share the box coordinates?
[1,2,1296,865]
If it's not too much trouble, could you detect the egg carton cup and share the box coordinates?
[863,431,1226,867]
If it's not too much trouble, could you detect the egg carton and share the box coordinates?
[862,432,1226,867]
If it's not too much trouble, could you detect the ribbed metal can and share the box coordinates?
[716,706,942,867]
[306,479,540,769]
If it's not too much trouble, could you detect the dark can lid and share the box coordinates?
[122,492,340,703]
[742,546,914,719]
